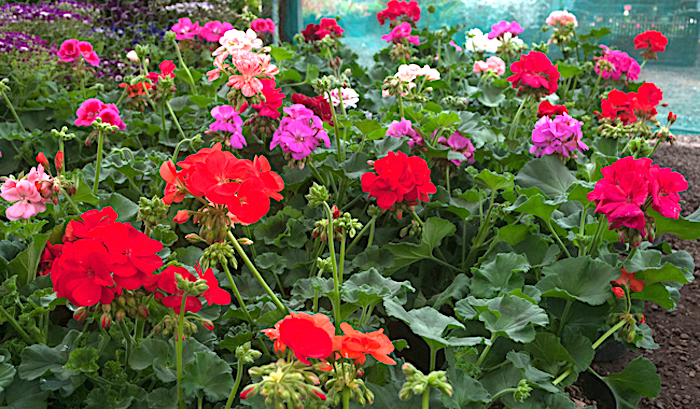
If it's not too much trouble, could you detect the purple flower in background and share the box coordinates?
[488,20,523,39]
[530,113,588,158]
[386,118,424,149]
[270,104,330,160]
[207,105,245,149]
[438,131,476,165]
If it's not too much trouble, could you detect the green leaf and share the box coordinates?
[605,356,660,399]
[0,363,16,393]
[422,218,456,250]
[354,119,382,135]
[536,257,619,305]
[168,95,191,112]
[255,253,286,276]
[71,178,99,205]
[270,46,295,61]
[523,333,574,375]
[470,253,529,298]
[648,209,700,240]
[516,156,577,199]
[351,245,395,272]
[99,193,138,222]
[441,367,490,409]
[150,224,178,247]
[429,274,470,309]
[474,169,514,192]
[18,331,79,380]
[562,332,595,373]
[189,95,213,108]
[305,63,320,83]
[9,233,49,287]
[590,27,612,40]
[477,84,506,107]
[506,351,559,393]
[129,339,170,371]
[458,294,548,343]
[507,193,559,222]
[630,283,676,310]
[1,378,49,409]
[341,268,414,308]
[64,347,99,374]
[557,63,584,79]
[386,218,455,271]
[181,351,234,402]
[219,324,255,352]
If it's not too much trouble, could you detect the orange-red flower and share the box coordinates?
[278,317,334,364]
[610,268,644,298]
[262,312,335,355]
[333,322,396,366]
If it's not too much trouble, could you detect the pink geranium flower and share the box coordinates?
[386,118,424,149]
[78,41,100,66]
[171,17,200,40]
[270,104,330,160]
[57,39,80,62]
[473,56,506,76]
[251,18,276,34]
[381,22,420,46]
[199,21,234,42]
[530,113,588,158]
[648,165,688,219]
[207,105,245,149]
[75,98,105,127]
[438,131,476,165]
[488,20,523,40]
[228,54,264,97]
[1,165,52,221]
[98,104,126,130]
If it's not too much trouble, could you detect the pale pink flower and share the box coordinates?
[228,54,264,97]
[546,10,578,28]
[126,50,139,62]
[418,65,440,81]
[215,28,263,56]
[473,56,506,76]
[325,87,360,109]
[1,179,45,221]
[258,54,279,78]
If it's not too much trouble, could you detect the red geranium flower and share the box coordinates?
[377,0,421,27]
[291,93,334,125]
[611,268,645,298]
[333,322,396,365]
[630,82,663,121]
[102,223,164,290]
[634,30,668,60]
[262,312,335,355]
[316,18,344,39]
[252,79,285,119]
[361,151,436,210]
[537,100,568,117]
[279,317,333,364]
[145,263,230,314]
[507,51,560,98]
[599,90,637,125]
[301,23,321,42]
[147,60,177,83]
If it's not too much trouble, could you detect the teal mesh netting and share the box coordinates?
[301,0,700,133]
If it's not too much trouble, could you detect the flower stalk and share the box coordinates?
[93,130,104,195]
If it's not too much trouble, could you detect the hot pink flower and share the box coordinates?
[57,39,80,62]
[78,41,100,66]
[648,165,688,219]
[381,22,420,46]
[208,105,245,148]
[199,21,234,42]
[251,18,276,34]
[438,131,476,165]
[75,98,105,127]
[171,17,200,40]
[449,40,463,52]
[98,104,126,130]
[488,20,523,40]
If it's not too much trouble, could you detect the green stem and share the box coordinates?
[546,220,572,258]
[429,346,437,372]
[590,72,602,108]
[80,73,87,100]
[346,216,377,254]
[224,359,245,409]
[93,130,104,195]
[160,102,167,139]
[343,387,352,409]
[445,166,450,193]
[556,299,573,338]
[172,40,198,95]
[165,100,188,142]
[327,91,344,162]
[0,305,34,343]
[57,184,81,215]
[367,217,376,247]
[323,203,342,332]
[640,58,647,70]
[228,232,287,314]
[134,316,145,341]
[422,388,430,409]
[411,209,424,228]
[490,387,519,402]
[0,88,27,134]
[176,294,188,409]
[398,94,405,118]
[506,97,528,141]
[338,233,346,287]
[649,138,662,157]
[198,395,203,409]
[586,215,608,257]
[222,263,270,356]
[475,335,497,368]
[118,320,134,363]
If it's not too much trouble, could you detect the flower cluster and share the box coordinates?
[507,51,560,98]
[594,46,640,82]
[0,32,56,61]
[160,143,284,226]
[171,17,200,40]
[48,207,164,307]
[250,79,285,118]
[611,268,644,299]
[599,83,663,125]
[381,21,420,46]
[634,30,668,61]
[386,118,424,150]
[1,165,53,220]
[488,20,523,40]
[270,104,331,161]
[144,264,230,314]
[530,113,588,159]
[199,21,235,42]
[0,1,97,25]
[262,312,396,366]
[382,64,440,98]
[537,100,568,117]
[587,156,687,244]
[251,18,276,35]
[57,39,99,67]
[301,18,345,42]
[465,28,499,54]
[75,99,126,130]
[361,151,436,210]
[438,131,476,166]
[292,93,334,125]
[377,0,420,27]
[545,10,578,28]
[325,87,360,109]
[472,56,505,76]
[207,105,245,148]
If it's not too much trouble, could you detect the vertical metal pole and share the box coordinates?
[272,0,280,45]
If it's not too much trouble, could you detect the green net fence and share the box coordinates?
[300,0,700,132]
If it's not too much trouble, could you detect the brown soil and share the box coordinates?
[592,135,700,408]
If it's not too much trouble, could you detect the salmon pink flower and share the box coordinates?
[326,87,360,109]
[473,56,506,76]
[546,10,578,27]
[228,53,264,97]
[215,28,262,56]
[171,17,200,40]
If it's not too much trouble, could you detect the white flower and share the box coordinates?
[496,32,526,50]
[465,28,499,54]
[327,87,360,109]
[126,50,139,62]
[418,65,440,81]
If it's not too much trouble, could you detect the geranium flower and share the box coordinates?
[333,322,396,365]
[262,312,335,354]
[381,22,420,46]
[610,268,644,298]
[301,23,321,42]
[377,0,420,26]
[507,51,560,98]
[199,20,233,42]
[326,87,360,109]
[530,113,588,158]
[292,94,334,125]
[74,99,126,130]
[488,20,523,40]
[473,56,505,76]
[147,60,176,83]
[316,18,344,39]
[537,101,568,117]
[102,223,164,289]
[251,18,275,34]
[228,54,264,97]
[465,28,499,53]
[438,131,476,165]
[648,164,688,219]
[634,30,668,60]
[1,178,46,220]
[57,39,80,62]
[599,90,637,124]
[546,10,578,27]
[215,28,262,56]
[207,105,245,148]
[361,151,436,210]
[171,17,200,40]
[270,104,330,160]
[279,318,333,364]
[595,46,640,82]
[252,79,285,118]
[386,118,424,149]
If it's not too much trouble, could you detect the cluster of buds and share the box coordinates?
[594,58,616,79]
[651,111,677,144]
[398,363,453,400]
[236,341,263,365]
[244,112,280,139]
[598,119,653,140]
[399,217,422,238]
[138,196,169,230]
[548,24,577,46]
[440,96,470,110]
[306,183,330,208]
[381,75,414,100]
[625,137,654,158]
[177,204,235,244]
[389,42,415,62]
[153,312,210,337]
[74,290,150,329]
[610,313,646,343]
[311,75,343,99]
[312,205,343,241]
[617,216,655,248]
[240,359,328,408]
[200,241,238,270]
[322,361,374,406]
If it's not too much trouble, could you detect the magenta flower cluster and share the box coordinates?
[530,113,588,158]
[386,118,424,149]
[438,131,476,165]
[595,45,640,82]
[270,104,330,160]
[381,22,419,46]
[207,105,245,149]
[488,20,523,39]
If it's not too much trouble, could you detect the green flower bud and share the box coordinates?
[165,31,177,43]
[306,182,329,207]
[514,379,532,402]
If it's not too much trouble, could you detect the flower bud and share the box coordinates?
[126,50,139,62]
[55,151,64,172]
[165,31,177,43]
[116,309,126,322]
[137,304,149,319]
[173,210,190,224]
[100,312,112,328]
[240,385,259,399]
[36,152,49,168]
[202,319,214,331]
[73,307,87,323]
[238,237,254,246]
[427,5,437,13]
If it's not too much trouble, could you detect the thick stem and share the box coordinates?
[429,346,437,372]
[556,299,573,338]
[166,101,189,142]
[398,94,405,118]
[228,232,287,314]
[445,166,450,193]
[323,203,342,332]
[134,316,145,341]
[92,130,104,195]
[0,305,34,343]
[506,97,528,141]
[176,295,188,409]
[475,335,497,368]
[160,103,167,139]
[172,40,198,95]
[490,387,519,403]
[342,387,352,409]
[586,215,608,257]
[546,220,572,258]
[422,388,430,409]
[224,359,244,409]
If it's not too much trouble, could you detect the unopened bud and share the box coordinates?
[116,309,126,322]
[73,307,87,323]
[137,304,149,319]
[100,312,112,328]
